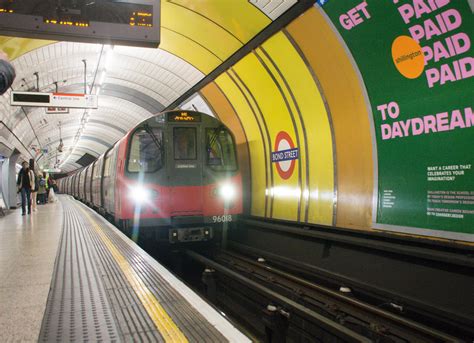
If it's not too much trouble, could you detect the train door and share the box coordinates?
[103,149,113,214]
[167,124,203,215]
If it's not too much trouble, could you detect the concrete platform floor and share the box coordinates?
[0,200,63,342]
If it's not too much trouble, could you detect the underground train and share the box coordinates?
[57,110,242,243]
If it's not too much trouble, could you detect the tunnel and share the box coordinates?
[2,0,471,240]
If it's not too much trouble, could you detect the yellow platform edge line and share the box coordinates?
[77,206,189,343]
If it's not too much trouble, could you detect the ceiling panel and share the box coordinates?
[0,0,298,172]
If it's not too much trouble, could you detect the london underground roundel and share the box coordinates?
[271,131,299,180]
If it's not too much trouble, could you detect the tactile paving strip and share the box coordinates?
[40,197,228,342]
[92,212,227,342]
[39,202,120,342]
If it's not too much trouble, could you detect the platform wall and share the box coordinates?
[201,2,474,242]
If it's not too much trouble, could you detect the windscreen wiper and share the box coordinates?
[143,123,163,152]
[207,125,224,151]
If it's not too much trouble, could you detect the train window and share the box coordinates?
[93,159,101,178]
[206,128,237,171]
[174,127,196,160]
[103,154,111,177]
[128,126,164,172]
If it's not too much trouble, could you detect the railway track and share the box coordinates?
[229,217,474,339]
[187,249,463,342]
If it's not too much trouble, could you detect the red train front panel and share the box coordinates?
[112,111,242,243]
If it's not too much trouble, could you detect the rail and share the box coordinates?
[217,250,461,342]
[186,250,371,343]
[230,217,474,338]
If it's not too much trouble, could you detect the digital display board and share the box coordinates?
[13,92,50,103]
[167,112,202,123]
[0,0,160,48]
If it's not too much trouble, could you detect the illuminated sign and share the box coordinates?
[167,112,202,123]
[0,0,160,48]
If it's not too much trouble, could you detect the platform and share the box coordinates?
[0,195,249,342]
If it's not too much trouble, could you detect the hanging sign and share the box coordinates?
[46,107,69,114]
[11,92,98,109]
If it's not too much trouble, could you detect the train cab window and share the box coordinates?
[174,127,196,160]
[128,126,164,173]
[206,128,237,171]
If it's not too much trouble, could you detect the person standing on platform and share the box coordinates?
[0,49,16,95]
[16,161,34,215]
[43,173,48,203]
[31,172,38,212]
[37,175,47,205]
[47,175,54,202]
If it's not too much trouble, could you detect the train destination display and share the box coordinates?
[167,112,202,123]
[322,1,473,241]
[0,0,160,47]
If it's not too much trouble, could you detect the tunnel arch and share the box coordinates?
[0,1,472,242]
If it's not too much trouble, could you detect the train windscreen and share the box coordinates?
[173,128,197,160]
[128,127,164,173]
[206,128,237,171]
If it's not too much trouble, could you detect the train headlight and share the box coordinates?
[130,186,150,204]
[219,183,236,201]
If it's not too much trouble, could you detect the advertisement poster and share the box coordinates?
[322,1,473,239]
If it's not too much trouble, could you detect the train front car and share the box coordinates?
[116,110,242,243]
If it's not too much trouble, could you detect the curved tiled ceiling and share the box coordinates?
[0,0,296,172]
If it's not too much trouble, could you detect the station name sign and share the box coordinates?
[271,148,299,163]
[11,92,98,109]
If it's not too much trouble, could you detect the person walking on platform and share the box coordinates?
[16,161,34,215]
[31,172,38,212]
[37,175,47,205]
[43,172,49,204]
[0,49,16,95]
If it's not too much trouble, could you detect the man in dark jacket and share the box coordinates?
[17,161,34,215]
[0,50,16,95]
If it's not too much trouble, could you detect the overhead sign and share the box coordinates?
[11,92,98,109]
[0,0,160,48]
[271,131,299,180]
[46,107,69,114]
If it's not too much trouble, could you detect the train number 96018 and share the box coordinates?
[212,215,233,223]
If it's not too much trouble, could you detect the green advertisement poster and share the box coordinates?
[322,1,473,240]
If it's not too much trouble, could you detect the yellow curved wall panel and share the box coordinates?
[0,36,54,60]
[200,83,252,212]
[159,28,222,74]
[167,0,270,43]
[162,3,242,61]
[233,53,300,221]
[286,8,374,230]
[261,32,335,226]
[215,72,266,217]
